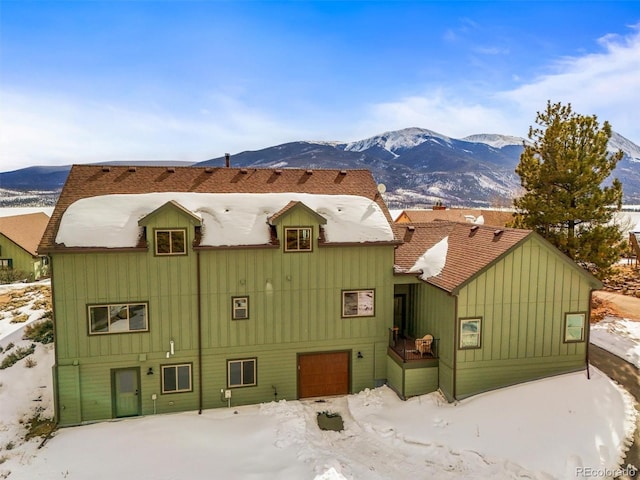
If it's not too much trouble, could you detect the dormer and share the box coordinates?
[138,200,202,255]
[268,201,327,253]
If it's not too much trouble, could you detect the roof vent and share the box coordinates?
[128,166,137,172]
[205,167,214,173]
[240,168,248,174]
[225,153,230,168]
[306,169,313,174]
[275,169,282,174]
[101,166,111,172]
[407,226,415,231]
[166,167,176,173]
[470,225,479,232]
[339,170,347,175]
[494,229,504,236]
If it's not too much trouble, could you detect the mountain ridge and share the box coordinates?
[1,127,638,207]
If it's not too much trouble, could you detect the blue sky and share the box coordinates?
[1,1,639,171]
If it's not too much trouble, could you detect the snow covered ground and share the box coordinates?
[0,282,638,480]
[591,317,640,369]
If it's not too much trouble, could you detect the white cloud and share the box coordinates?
[0,90,307,171]
[499,24,640,143]
[2,24,639,172]
[357,24,640,145]
[353,90,515,140]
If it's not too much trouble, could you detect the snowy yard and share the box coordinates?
[0,282,637,480]
[591,317,640,369]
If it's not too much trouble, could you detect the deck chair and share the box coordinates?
[415,334,433,355]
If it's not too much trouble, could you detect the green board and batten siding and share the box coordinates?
[386,282,449,399]
[0,234,48,281]
[412,284,456,399]
[387,233,596,403]
[53,205,395,424]
[454,235,593,399]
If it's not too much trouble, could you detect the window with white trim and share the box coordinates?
[564,312,586,342]
[161,364,192,393]
[232,296,249,320]
[0,259,12,269]
[155,229,186,255]
[284,227,312,252]
[227,358,256,388]
[459,317,482,349]
[88,303,148,335]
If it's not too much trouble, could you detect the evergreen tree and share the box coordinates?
[512,101,625,278]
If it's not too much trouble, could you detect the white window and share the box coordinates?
[88,303,148,335]
[232,296,249,320]
[228,358,256,388]
[459,318,482,349]
[161,364,192,393]
[342,289,375,317]
[155,229,186,255]
[284,227,312,252]
[564,312,586,342]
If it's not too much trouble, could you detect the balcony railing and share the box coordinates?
[388,328,439,362]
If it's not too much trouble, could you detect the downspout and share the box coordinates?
[50,255,61,425]
[585,289,593,380]
[452,294,458,400]
[197,250,203,414]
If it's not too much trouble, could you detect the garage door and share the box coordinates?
[298,351,350,399]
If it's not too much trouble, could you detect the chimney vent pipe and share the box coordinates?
[225,153,230,168]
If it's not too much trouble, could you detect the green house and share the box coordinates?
[389,222,601,401]
[40,165,601,426]
[0,212,50,282]
[40,165,400,425]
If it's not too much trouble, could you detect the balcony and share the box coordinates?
[388,328,439,362]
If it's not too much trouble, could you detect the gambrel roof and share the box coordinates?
[40,165,398,251]
[0,212,50,257]
[394,221,601,293]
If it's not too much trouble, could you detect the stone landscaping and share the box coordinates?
[603,265,640,297]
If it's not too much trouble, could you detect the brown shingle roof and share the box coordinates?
[0,212,50,256]
[398,209,514,227]
[40,165,396,251]
[394,222,531,293]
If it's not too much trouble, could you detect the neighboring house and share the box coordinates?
[0,212,50,282]
[40,165,601,426]
[390,221,601,401]
[396,208,514,227]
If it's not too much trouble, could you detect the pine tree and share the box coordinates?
[512,101,625,278]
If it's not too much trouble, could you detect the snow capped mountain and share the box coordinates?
[466,131,640,163]
[2,127,639,208]
[462,134,526,149]
[345,127,452,154]
[609,132,640,162]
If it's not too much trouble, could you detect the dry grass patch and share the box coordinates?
[23,408,56,442]
[23,318,54,344]
[10,313,28,324]
[0,286,51,314]
[590,296,620,323]
[0,344,36,370]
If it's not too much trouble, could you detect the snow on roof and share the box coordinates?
[407,236,448,280]
[55,192,394,248]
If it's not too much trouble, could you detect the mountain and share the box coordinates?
[0,166,71,191]
[197,128,640,207]
[1,128,639,208]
